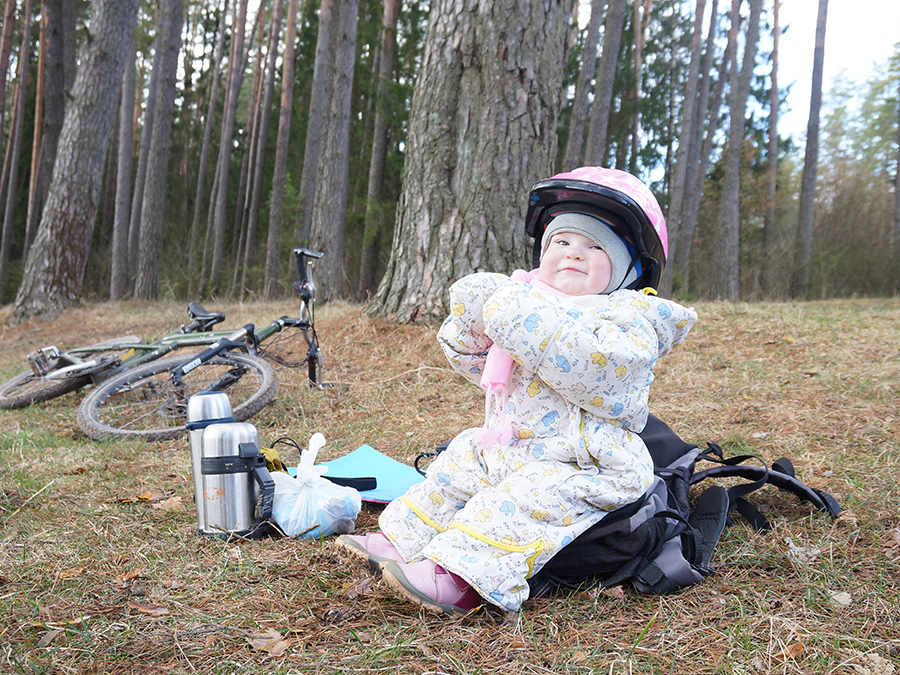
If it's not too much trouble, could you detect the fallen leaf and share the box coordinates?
[772,642,805,662]
[249,628,283,651]
[830,591,853,607]
[58,567,83,580]
[604,586,626,601]
[116,566,144,584]
[127,601,169,617]
[136,492,155,501]
[36,629,64,648]
[151,496,182,510]
[345,576,375,599]
[785,538,820,564]
[267,638,292,656]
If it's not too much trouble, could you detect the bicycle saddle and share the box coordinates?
[187,302,225,330]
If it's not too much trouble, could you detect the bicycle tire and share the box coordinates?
[0,370,90,409]
[77,352,278,441]
[0,335,147,410]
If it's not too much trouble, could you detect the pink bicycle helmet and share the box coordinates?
[525,166,668,291]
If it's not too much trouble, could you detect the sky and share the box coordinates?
[776,0,900,140]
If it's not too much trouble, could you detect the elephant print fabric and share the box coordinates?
[378,272,696,612]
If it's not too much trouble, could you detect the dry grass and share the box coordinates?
[1,296,899,674]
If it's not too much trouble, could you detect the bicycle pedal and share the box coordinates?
[27,346,61,377]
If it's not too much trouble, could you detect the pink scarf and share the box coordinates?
[473,270,571,449]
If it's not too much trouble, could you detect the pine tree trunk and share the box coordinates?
[308,0,359,301]
[8,0,140,324]
[713,0,761,300]
[356,0,399,302]
[584,0,626,166]
[24,0,67,255]
[628,0,651,174]
[676,0,729,293]
[369,0,573,322]
[791,0,828,298]
[894,72,900,275]
[660,0,705,293]
[133,0,184,299]
[126,27,164,289]
[0,0,33,293]
[230,14,266,292]
[189,0,229,294]
[293,0,333,244]
[761,0,779,298]
[109,38,137,300]
[562,0,606,170]
[0,0,16,162]
[207,0,250,293]
[239,0,284,296]
[263,0,301,298]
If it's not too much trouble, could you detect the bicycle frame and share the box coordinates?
[30,248,324,385]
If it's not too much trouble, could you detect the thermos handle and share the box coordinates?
[239,442,275,525]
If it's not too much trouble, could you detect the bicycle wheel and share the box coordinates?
[0,335,143,410]
[77,353,278,441]
[0,370,90,409]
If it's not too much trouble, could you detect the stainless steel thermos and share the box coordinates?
[186,392,274,539]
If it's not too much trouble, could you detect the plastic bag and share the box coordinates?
[270,433,362,539]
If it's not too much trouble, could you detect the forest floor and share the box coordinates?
[0,296,899,674]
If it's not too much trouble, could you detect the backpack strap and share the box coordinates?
[690,457,841,526]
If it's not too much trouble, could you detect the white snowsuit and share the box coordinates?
[379,272,696,611]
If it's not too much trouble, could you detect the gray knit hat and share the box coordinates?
[540,212,637,293]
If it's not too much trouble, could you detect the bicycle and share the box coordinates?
[0,248,326,442]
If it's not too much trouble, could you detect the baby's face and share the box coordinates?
[539,231,612,296]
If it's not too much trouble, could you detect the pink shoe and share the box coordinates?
[381,559,482,615]
[335,531,404,572]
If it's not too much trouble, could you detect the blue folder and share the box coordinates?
[290,444,425,504]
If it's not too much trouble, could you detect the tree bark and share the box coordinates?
[0,0,16,164]
[206,0,250,293]
[24,0,67,254]
[0,0,33,292]
[584,0,626,166]
[109,37,137,300]
[134,0,184,299]
[239,0,284,296]
[230,12,266,291]
[761,0,779,297]
[676,0,729,293]
[293,0,333,244]
[369,0,574,322]
[713,0,761,300]
[9,0,140,324]
[356,0,399,301]
[660,0,705,293]
[263,0,301,298]
[307,0,359,301]
[189,0,229,294]
[628,0,651,174]
[126,19,164,288]
[894,69,900,273]
[791,0,828,298]
[562,0,606,170]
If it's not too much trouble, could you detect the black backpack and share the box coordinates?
[527,414,841,596]
[421,415,840,596]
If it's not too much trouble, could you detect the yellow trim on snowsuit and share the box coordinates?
[402,496,546,577]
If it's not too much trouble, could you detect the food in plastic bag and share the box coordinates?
[270,433,362,539]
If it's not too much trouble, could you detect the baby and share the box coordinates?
[338,167,696,614]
